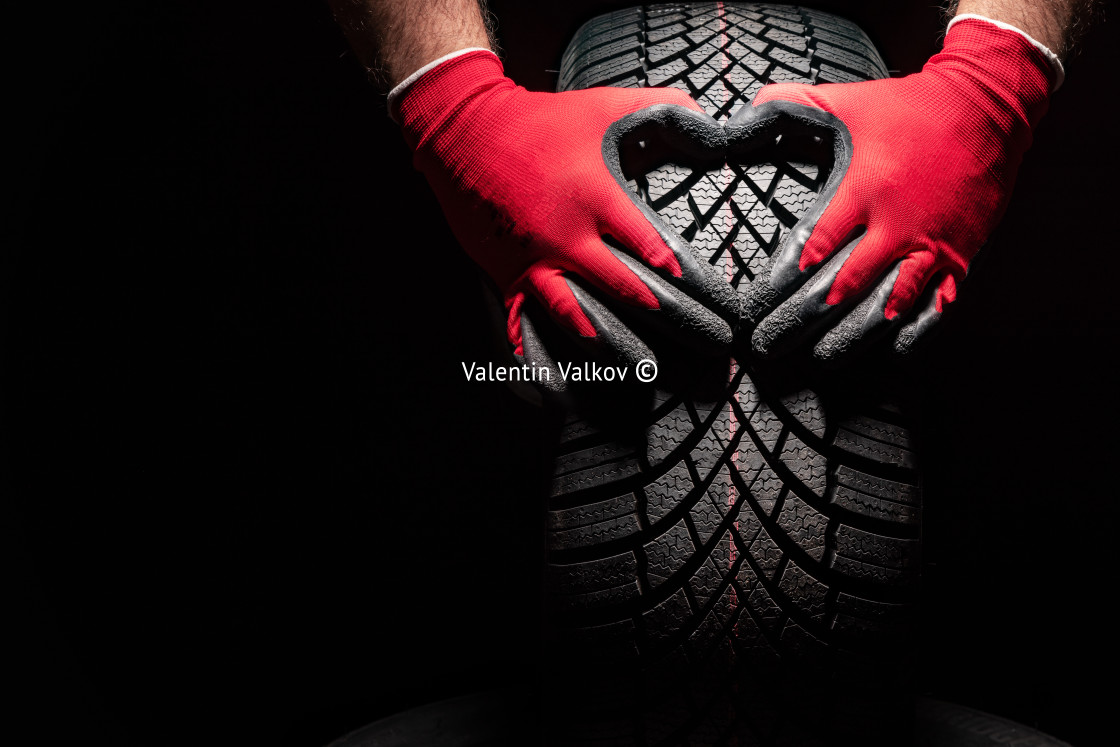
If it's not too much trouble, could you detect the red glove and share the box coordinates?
[734,16,1060,360]
[392,49,738,362]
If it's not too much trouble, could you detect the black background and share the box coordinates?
[7,1,1117,745]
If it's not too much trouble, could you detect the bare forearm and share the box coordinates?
[326,0,495,90]
[950,0,1101,58]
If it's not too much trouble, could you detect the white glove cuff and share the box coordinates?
[386,47,498,120]
[948,13,1065,92]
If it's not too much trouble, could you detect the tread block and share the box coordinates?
[745,523,784,577]
[833,593,911,641]
[833,525,918,570]
[642,586,693,644]
[550,512,642,550]
[550,456,643,497]
[774,492,827,560]
[834,465,921,525]
[645,400,695,467]
[688,555,725,609]
[778,432,828,498]
[835,421,917,470]
[645,460,698,524]
[549,551,639,596]
[645,518,695,587]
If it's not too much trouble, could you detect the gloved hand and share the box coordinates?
[734,16,1060,361]
[391,49,739,366]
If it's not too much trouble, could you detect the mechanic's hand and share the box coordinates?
[392,49,738,362]
[734,17,1059,361]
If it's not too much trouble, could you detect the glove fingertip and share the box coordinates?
[794,214,863,283]
[630,84,703,116]
[603,206,683,281]
[506,292,526,354]
[891,268,958,356]
[667,86,705,112]
[883,284,917,321]
[638,240,682,280]
[536,274,598,339]
[935,274,959,313]
[577,243,662,311]
[752,81,809,106]
[893,299,942,356]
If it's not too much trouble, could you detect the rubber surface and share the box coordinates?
[324,694,1074,747]
[544,5,921,745]
[325,692,532,747]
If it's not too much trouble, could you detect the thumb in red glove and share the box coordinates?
[731,15,1061,361]
[391,49,740,370]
